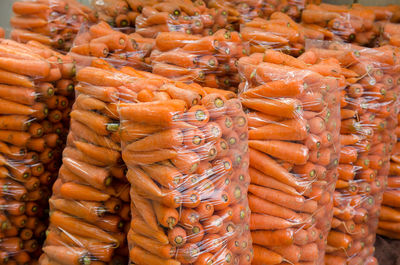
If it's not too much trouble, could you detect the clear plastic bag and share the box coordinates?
[113,65,252,265]
[0,38,74,264]
[39,61,131,265]
[11,0,97,52]
[304,41,399,265]
[237,49,342,264]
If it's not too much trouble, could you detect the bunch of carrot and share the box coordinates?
[240,12,334,57]
[70,21,154,70]
[236,49,342,265]
[149,28,248,93]
[301,3,378,46]
[303,43,399,265]
[11,0,97,52]
[378,114,400,239]
[39,59,135,265]
[0,37,75,264]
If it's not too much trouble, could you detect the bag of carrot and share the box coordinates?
[69,21,154,71]
[132,0,232,38]
[114,64,253,265]
[303,41,399,265]
[90,0,137,28]
[240,11,335,57]
[148,28,249,93]
[237,49,342,265]
[39,59,132,265]
[204,0,306,23]
[377,58,400,240]
[11,0,97,52]
[378,119,400,240]
[0,37,75,264]
[301,3,379,46]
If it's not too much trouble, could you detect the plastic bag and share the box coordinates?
[115,65,252,265]
[39,61,131,265]
[11,0,97,52]
[0,38,74,264]
[149,29,249,93]
[304,41,399,265]
[70,21,153,71]
[237,49,342,264]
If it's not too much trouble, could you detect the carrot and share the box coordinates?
[152,201,179,229]
[63,157,111,190]
[74,141,120,166]
[130,246,180,265]
[383,190,400,208]
[125,128,183,152]
[249,119,308,141]
[249,194,302,223]
[252,245,283,265]
[131,218,168,245]
[0,98,35,115]
[242,80,303,99]
[270,244,301,263]
[249,140,308,165]
[119,100,185,126]
[130,231,176,259]
[128,167,163,199]
[242,98,301,119]
[70,110,118,136]
[250,148,300,188]
[43,246,90,265]
[249,183,305,210]
[0,115,31,131]
[59,182,110,202]
[327,230,352,249]
[123,149,177,165]
[251,229,295,247]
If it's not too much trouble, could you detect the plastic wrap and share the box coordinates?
[304,41,399,265]
[237,49,342,264]
[0,38,74,264]
[114,65,253,265]
[39,60,131,265]
[69,21,154,71]
[301,3,378,46]
[149,29,249,93]
[11,0,97,52]
[240,11,334,57]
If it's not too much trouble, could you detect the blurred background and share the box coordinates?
[1,0,400,32]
